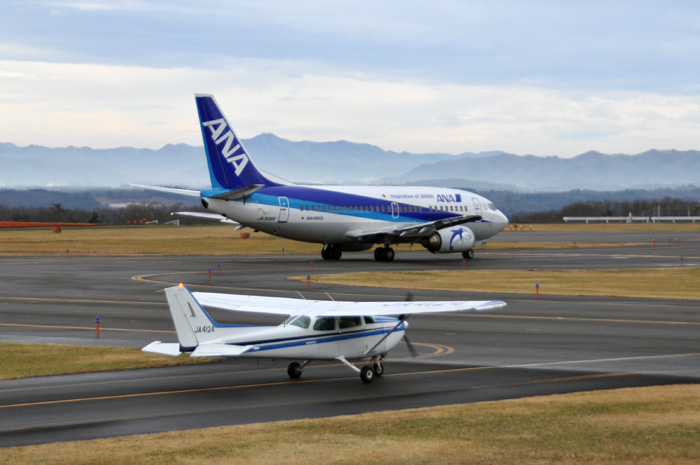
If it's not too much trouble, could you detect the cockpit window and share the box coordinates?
[282,315,311,328]
[313,317,336,331]
[487,202,496,211]
[364,316,377,324]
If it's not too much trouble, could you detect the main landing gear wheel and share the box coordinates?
[321,244,342,260]
[462,249,475,259]
[287,361,303,379]
[373,247,395,262]
[360,365,375,383]
[372,362,384,377]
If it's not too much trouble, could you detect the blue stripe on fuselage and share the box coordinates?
[239,325,403,353]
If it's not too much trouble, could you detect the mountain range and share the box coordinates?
[2,135,699,191]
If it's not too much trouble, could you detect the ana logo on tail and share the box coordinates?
[202,118,249,176]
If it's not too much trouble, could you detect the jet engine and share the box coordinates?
[422,226,475,253]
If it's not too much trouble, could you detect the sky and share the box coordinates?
[1,0,700,157]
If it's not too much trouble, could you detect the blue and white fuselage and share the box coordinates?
[143,285,507,383]
[136,94,508,261]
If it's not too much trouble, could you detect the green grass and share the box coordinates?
[0,342,207,380]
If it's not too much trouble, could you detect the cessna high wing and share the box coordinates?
[143,284,507,383]
[134,94,508,262]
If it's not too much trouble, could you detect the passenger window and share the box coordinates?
[339,316,362,329]
[313,317,336,331]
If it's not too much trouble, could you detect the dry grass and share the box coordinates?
[0,223,697,256]
[0,343,206,380]
[297,268,700,300]
[0,225,320,256]
[2,385,698,464]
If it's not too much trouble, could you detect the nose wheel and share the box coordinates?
[360,362,384,383]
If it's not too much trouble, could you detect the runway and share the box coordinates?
[0,232,699,447]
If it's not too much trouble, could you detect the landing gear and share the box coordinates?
[462,249,475,259]
[287,360,310,379]
[360,365,375,383]
[373,246,395,262]
[321,244,342,260]
[372,361,384,377]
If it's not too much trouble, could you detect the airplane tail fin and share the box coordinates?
[164,284,221,350]
[195,94,276,190]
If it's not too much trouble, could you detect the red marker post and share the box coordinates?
[217,264,221,276]
[535,283,540,299]
[95,317,100,338]
[208,268,211,280]
[307,275,311,289]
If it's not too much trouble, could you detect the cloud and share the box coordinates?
[2,58,700,157]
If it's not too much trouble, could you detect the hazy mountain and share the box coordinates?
[393,149,700,191]
[1,136,699,191]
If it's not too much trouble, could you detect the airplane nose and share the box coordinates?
[496,210,509,230]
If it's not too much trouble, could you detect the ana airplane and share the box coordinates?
[143,284,507,383]
[134,94,508,262]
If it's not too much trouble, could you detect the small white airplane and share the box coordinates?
[134,94,509,262]
[143,284,506,383]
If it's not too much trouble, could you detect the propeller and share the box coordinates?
[401,292,419,357]
[403,332,419,358]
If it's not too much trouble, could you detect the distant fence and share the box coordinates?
[563,216,700,223]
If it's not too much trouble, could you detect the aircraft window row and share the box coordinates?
[310,316,377,331]
[300,205,424,213]
[428,205,468,212]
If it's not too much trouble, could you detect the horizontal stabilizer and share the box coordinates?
[191,343,255,358]
[172,211,239,224]
[142,341,182,357]
[209,184,265,200]
[130,184,201,197]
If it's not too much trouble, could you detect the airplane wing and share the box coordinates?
[193,292,312,315]
[193,292,505,318]
[344,215,482,241]
[130,184,201,197]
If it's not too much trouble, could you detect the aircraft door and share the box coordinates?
[391,202,399,218]
[278,197,290,223]
[472,197,482,216]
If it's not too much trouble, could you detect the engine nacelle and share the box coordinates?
[423,226,476,253]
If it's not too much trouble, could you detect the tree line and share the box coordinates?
[509,197,700,223]
[0,202,204,225]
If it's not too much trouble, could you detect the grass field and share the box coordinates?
[3,384,698,464]
[296,268,700,300]
[0,222,697,256]
[0,343,206,380]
